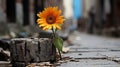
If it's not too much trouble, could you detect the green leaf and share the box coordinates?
[53,36,63,52]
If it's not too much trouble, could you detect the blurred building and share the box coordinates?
[0,0,6,22]
[0,0,63,25]
[83,0,120,37]
[82,0,96,18]
[98,0,120,37]
[0,0,120,37]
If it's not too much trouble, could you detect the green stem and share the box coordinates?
[58,50,62,60]
[52,27,56,38]
[52,27,62,60]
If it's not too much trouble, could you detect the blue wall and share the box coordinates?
[73,0,82,19]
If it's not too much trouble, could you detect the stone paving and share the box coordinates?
[1,31,120,67]
[59,31,120,67]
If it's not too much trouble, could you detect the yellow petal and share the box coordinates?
[39,23,46,27]
[55,24,61,30]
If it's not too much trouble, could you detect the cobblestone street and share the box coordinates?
[59,31,120,67]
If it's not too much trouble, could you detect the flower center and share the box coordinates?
[46,15,56,24]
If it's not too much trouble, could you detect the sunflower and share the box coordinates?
[37,7,65,30]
